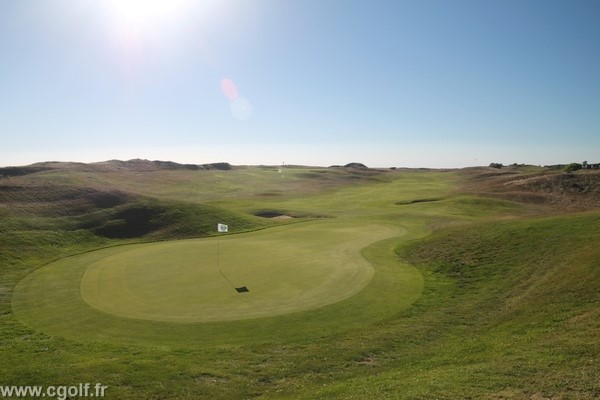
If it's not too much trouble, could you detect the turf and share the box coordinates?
[15,221,404,326]
[297,212,600,399]
[2,165,599,399]
[11,221,424,346]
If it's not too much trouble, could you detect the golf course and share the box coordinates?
[1,162,599,398]
[2,1,598,397]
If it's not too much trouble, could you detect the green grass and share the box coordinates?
[1,166,598,399]
[10,224,424,347]
[299,212,600,399]
[14,221,411,331]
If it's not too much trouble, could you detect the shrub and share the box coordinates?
[564,163,582,173]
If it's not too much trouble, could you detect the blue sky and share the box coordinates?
[1,0,598,167]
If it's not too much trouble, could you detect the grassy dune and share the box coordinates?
[1,164,598,399]
[300,213,600,399]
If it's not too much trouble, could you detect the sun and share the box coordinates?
[107,0,190,30]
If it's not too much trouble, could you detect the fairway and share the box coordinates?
[80,221,399,322]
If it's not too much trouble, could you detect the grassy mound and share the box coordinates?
[460,167,600,209]
[300,213,600,399]
[78,199,269,239]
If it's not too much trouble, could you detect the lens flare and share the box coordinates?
[230,98,252,120]
[221,78,239,101]
[221,78,251,120]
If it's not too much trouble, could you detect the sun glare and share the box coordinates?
[108,0,189,29]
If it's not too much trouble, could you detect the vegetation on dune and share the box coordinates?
[459,166,600,209]
[564,162,583,173]
[78,199,269,239]
[1,161,599,399]
[294,214,600,399]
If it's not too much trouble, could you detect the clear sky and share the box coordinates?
[1,0,598,168]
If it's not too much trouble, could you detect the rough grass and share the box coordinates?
[78,199,270,239]
[459,167,600,210]
[289,213,600,399]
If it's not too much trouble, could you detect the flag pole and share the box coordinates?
[216,223,236,290]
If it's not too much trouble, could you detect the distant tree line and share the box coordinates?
[487,162,600,172]
[560,161,600,173]
[580,161,600,169]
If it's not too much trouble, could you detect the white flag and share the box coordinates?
[217,223,228,233]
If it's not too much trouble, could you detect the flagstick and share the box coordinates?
[219,266,236,289]
[216,225,236,290]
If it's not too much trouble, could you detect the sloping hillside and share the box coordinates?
[299,213,600,399]
[459,167,600,210]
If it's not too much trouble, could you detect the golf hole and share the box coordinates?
[76,222,398,322]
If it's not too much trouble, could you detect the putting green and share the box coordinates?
[13,220,425,346]
[80,221,396,322]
